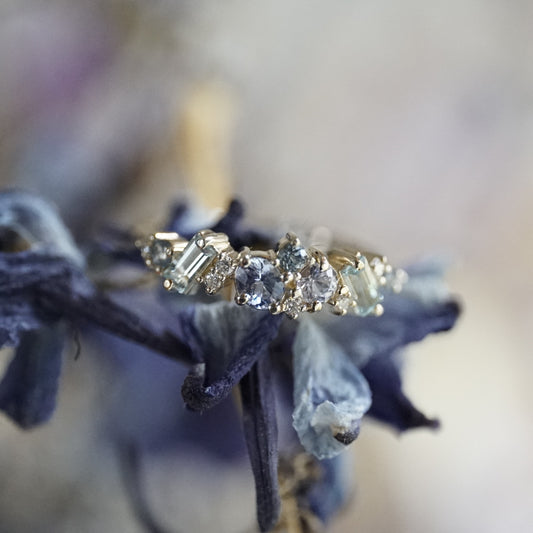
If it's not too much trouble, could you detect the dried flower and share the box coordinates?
[0,190,460,532]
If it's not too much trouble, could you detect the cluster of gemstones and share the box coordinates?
[139,231,407,319]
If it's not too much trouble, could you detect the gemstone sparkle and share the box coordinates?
[235,257,285,310]
[340,256,383,316]
[163,233,217,294]
[298,263,338,304]
[277,242,308,273]
[143,239,173,270]
[283,296,304,319]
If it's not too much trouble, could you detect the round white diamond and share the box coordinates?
[387,268,408,293]
[215,254,235,277]
[204,271,223,293]
[335,294,353,314]
[283,297,303,319]
[370,257,385,278]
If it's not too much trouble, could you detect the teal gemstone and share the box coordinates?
[277,242,308,272]
[340,256,383,316]
[142,239,173,270]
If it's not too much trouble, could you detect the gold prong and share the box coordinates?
[145,259,153,267]
[335,307,348,316]
[374,303,384,316]
[163,279,173,291]
[238,249,252,267]
[282,272,294,283]
[269,302,282,315]
[355,259,364,270]
[286,232,300,246]
[339,285,350,296]
[268,250,279,266]
[309,301,322,313]
[195,237,206,249]
[317,254,330,272]
[154,232,180,241]
[235,293,250,305]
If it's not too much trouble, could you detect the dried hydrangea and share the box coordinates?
[0,190,460,532]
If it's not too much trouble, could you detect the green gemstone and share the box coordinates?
[163,233,217,294]
[340,256,383,316]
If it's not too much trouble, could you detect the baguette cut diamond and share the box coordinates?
[163,233,217,294]
[235,257,284,310]
[340,256,383,316]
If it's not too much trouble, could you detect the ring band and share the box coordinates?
[138,230,407,319]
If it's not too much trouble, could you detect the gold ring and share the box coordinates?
[138,230,407,319]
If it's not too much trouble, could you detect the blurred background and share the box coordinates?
[1,1,532,532]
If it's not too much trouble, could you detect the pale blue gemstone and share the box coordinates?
[235,257,284,310]
[144,239,173,269]
[277,242,308,272]
[340,256,383,316]
[298,263,338,304]
[163,234,217,294]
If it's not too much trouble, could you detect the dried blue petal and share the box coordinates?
[0,190,83,265]
[167,198,275,249]
[211,199,274,250]
[322,265,461,369]
[0,201,195,360]
[91,199,275,269]
[37,276,197,365]
[117,440,172,533]
[306,455,351,524]
[88,225,145,265]
[101,330,245,460]
[0,299,43,349]
[292,317,371,460]
[166,200,193,235]
[361,351,439,431]
[318,260,460,433]
[240,355,280,533]
[0,249,82,353]
[181,302,282,411]
[0,324,65,428]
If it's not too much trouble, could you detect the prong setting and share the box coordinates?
[238,248,252,268]
[139,228,402,319]
[236,293,250,305]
